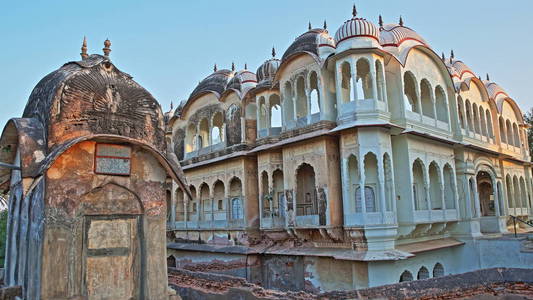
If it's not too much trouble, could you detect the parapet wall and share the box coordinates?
[169,267,533,300]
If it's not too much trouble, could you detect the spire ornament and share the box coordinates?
[244,63,248,70]
[170,101,174,110]
[214,63,218,72]
[272,46,276,58]
[399,16,404,26]
[486,73,490,81]
[378,15,383,27]
[308,21,312,30]
[352,4,357,17]
[102,38,111,57]
[441,52,445,61]
[80,36,88,60]
[231,62,235,71]
[323,20,327,30]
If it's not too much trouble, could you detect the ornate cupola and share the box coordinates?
[334,5,381,52]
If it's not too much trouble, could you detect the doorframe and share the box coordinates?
[80,214,146,299]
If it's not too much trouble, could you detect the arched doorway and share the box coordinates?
[476,171,495,216]
[296,163,317,216]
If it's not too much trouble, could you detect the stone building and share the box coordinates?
[0,41,188,299]
[166,7,533,291]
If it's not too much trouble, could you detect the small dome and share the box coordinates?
[282,28,335,63]
[226,70,257,97]
[450,60,475,80]
[485,82,509,100]
[334,16,380,47]
[256,58,280,88]
[188,69,234,101]
[379,24,428,48]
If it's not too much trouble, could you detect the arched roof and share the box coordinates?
[188,69,234,102]
[379,24,428,48]
[281,28,335,64]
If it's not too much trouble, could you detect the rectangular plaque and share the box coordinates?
[94,144,131,175]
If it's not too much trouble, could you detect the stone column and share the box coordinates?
[463,176,473,219]
[370,62,378,101]
[265,94,271,130]
[335,63,343,113]
[359,154,366,214]
[306,88,312,124]
[493,177,501,217]
[341,157,351,219]
[377,155,387,223]
[351,69,358,101]
[471,176,482,218]
[256,97,261,133]
[381,63,389,106]
[439,168,446,218]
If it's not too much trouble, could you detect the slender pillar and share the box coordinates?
[335,63,343,112]
[370,62,378,101]
[493,177,501,217]
[377,155,387,223]
[359,154,366,214]
[472,176,482,218]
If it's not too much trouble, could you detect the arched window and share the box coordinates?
[420,79,434,118]
[199,118,210,148]
[283,82,294,121]
[506,120,513,146]
[472,104,480,134]
[412,159,427,210]
[362,153,378,212]
[433,263,444,277]
[429,162,442,210]
[229,177,243,220]
[211,111,224,144]
[399,270,413,282]
[499,117,506,143]
[167,255,176,268]
[520,177,527,208]
[269,94,282,128]
[296,163,317,216]
[457,97,466,129]
[486,109,494,138]
[356,58,373,100]
[176,188,185,221]
[341,61,352,103]
[295,76,307,118]
[185,123,196,153]
[465,100,473,132]
[213,181,225,217]
[403,72,419,112]
[479,108,487,137]
[443,164,456,209]
[513,123,520,148]
[310,71,320,114]
[348,155,361,213]
[199,183,210,220]
[417,267,429,280]
[272,170,284,216]
[435,86,448,123]
[261,171,270,215]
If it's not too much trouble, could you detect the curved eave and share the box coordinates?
[496,97,525,123]
[180,90,221,118]
[39,134,192,199]
[273,51,321,85]
[460,77,492,105]
[396,45,456,93]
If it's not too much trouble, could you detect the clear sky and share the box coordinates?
[1,0,532,127]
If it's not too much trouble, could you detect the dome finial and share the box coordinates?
[451,49,455,59]
[352,4,357,17]
[103,38,111,57]
[441,52,445,61]
[323,20,327,29]
[80,36,88,60]
[244,63,248,70]
[214,63,218,72]
[378,15,383,27]
[231,62,235,71]
[486,73,490,81]
[170,101,174,110]
[399,15,404,26]
[272,46,276,58]
[308,21,312,30]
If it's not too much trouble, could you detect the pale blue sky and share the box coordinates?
[1,0,532,127]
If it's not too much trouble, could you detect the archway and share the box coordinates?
[296,163,317,216]
[476,171,495,216]
[229,177,243,220]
